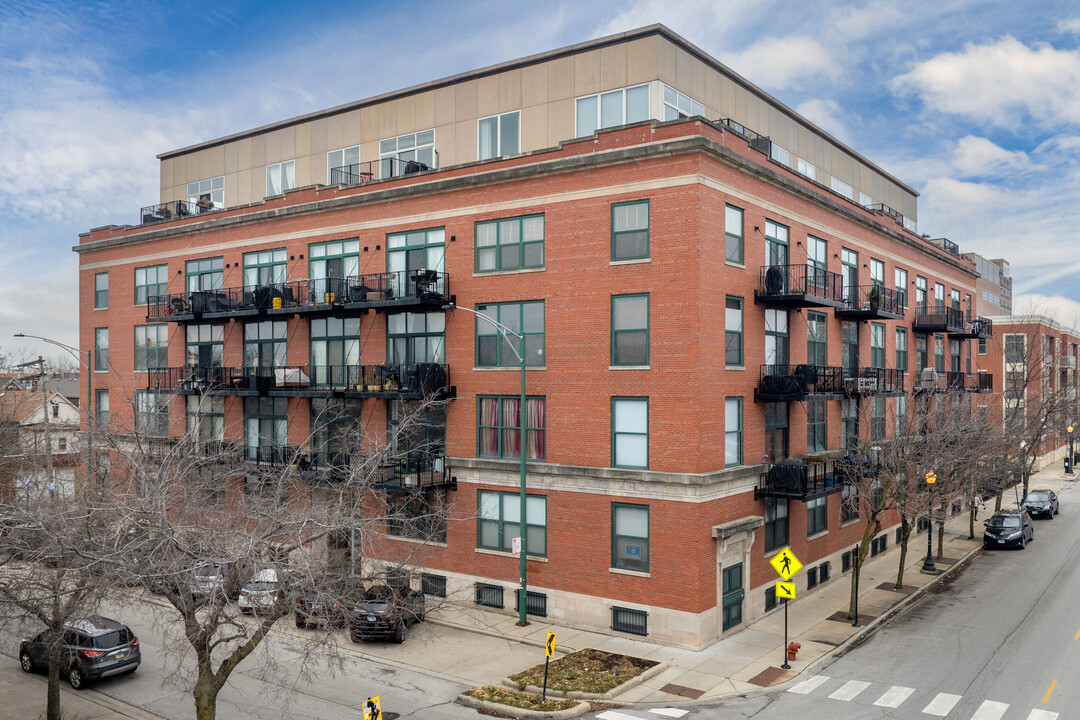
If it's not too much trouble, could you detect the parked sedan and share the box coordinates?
[350,585,425,643]
[19,616,140,689]
[983,509,1035,549]
[1023,490,1059,519]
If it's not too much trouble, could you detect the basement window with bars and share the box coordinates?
[515,589,548,618]
[820,561,831,583]
[807,566,818,589]
[422,573,447,598]
[764,586,777,611]
[475,583,503,609]
[611,606,648,636]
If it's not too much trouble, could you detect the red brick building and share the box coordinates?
[77,25,998,648]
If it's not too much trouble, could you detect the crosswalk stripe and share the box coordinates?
[874,685,915,708]
[649,710,690,718]
[970,700,1009,720]
[597,712,643,720]
[923,692,962,716]
[788,675,830,695]
[829,680,871,701]
[1026,710,1058,720]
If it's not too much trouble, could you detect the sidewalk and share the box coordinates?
[413,467,1074,705]
[0,664,166,720]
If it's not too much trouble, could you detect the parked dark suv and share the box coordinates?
[350,585,425,643]
[19,616,141,689]
[1023,489,1059,519]
[983,509,1035,549]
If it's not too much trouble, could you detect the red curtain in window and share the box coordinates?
[479,397,499,456]
[501,397,521,458]
[526,398,545,460]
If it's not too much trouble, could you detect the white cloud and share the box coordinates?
[1013,294,1080,331]
[950,136,1033,177]
[722,36,843,90]
[892,37,1080,128]
[1058,19,1080,34]
[795,99,851,144]
[830,1,908,40]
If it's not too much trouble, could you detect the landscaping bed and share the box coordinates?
[509,648,660,696]
[463,687,579,712]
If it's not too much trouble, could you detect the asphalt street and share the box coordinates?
[585,485,1079,720]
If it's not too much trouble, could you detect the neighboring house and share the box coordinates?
[0,390,81,501]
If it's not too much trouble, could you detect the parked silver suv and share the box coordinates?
[19,615,141,689]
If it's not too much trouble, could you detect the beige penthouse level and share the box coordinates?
[158,25,919,227]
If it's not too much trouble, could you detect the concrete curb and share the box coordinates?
[455,691,590,719]
[508,660,669,700]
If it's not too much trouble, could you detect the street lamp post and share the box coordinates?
[14,335,93,494]
[922,470,936,573]
[444,303,533,626]
[1068,426,1075,476]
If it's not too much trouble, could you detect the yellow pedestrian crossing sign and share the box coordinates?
[775,581,796,600]
[363,696,382,720]
[770,547,802,581]
[546,632,556,657]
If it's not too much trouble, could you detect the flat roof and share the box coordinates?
[158,24,918,198]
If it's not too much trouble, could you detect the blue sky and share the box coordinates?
[2,0,1079,359]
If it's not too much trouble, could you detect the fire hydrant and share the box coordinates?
[787,642,801,661]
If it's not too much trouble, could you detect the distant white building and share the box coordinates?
[0,390,81,500]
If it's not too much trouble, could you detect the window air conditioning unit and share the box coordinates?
[857,377,878,393]
[917,367,939,391]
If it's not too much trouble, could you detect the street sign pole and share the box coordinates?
[781,598,790,669]
[543,632,556,702]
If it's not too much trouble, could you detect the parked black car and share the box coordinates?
[1023,489,1060,519]
[349,585,425,643]
[983,509,1034,549]
[19,616,140,689]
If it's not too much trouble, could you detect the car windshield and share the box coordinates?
[1026,491,1051,501]
[989,515,1021,529]
[359,601,393,612]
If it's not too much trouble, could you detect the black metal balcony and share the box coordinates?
[329,157,433,185]
[755,364,844,402]
[912,368,946,394]
[970,372,994,393]
[139,199,221,226]
[912,306,965,334]
[835,285,904,320]
[754,264,845,309]
[755,458,847,500]
[843,367,906,396]
[950,313,993,340]
[146,284,282,323]
[945,371,969,393]
[375,459,457,493]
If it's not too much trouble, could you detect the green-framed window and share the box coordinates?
[244,320,287,369]
[134,325,168,371]
[477,490,546,556]
[764,497,788,552]
[311,398,364,469]
[186,395,224,443]
[387,227,446,297]
[186,324,224,368]
[807,398,827,453]
[134,265,167,306]
[244,397,288,462]
[978,337,987,355]
[388,488,447,542]
[611,294,649,366]
[95,389,109,430]
[915,275,928,310]
[894,267,907,308]
[186,257,223,293]
[612,503,649,572]
[243,249,286,287]
[765,220,789,267]
[722,563,744,630]
[311,317,361,386]
[807,497,827,536]
[478,396,545,460]
[611,200,649,261]
[935,334,945,373]
[725,296,743,366]
[807,311,827,366]
[896,328,908,372]
[612,397,648,469]
[475,214,544,272]
[871,397,886,441]
[725,397,742,466]
[476,301,543,367]
[135,390,169,437]
[309,239,360,295]
[94,273,108,309]
[870,258,885,287]
[388,311,445,365]
[725,205,743,264]
[870,322,886,369]
[94,328,108,371]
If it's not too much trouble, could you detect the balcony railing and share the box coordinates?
[754,264,845,308]
[756,364,844,401]
[147,363,450,398]
[912,306,965,334]
[843,367,905,396]
[139,199,222,226]
[945,371,969,393]
[329,156,435,185]
[376,459,457,493]
[146,269,450,322]
[717,117,773,155]
[951,312,993,340]
[836,284,904,319]
[971,373,994,393]
[755,458,848,500]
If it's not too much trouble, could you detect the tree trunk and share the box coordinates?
[995,488,1003,512]
[895,515,911,589]
[968,503,976,540]
[848,518,879,618]
[194,674,223,720]
[46,653,61,720]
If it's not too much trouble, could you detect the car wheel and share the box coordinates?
[1020,535,1027,549]
[395,622,407,644]
[68,665,85,690]
[19,652,33,673]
